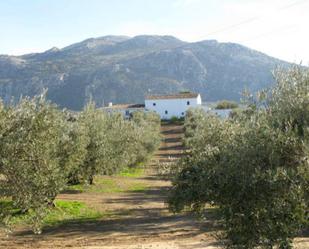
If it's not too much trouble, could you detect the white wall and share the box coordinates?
[145,95,201,119]
[208,109,233,118]
[201,105,233,119]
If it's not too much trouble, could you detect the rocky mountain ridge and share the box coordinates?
[0,35,290,110]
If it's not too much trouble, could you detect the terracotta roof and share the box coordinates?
[145,93,199,100]
[104,103,145,109]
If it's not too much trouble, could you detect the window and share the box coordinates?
[187,101,190,105]
[181,112,184,115]
[153,103,156,106]
[165,110,168,114]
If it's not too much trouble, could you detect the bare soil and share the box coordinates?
[0,124,308,249]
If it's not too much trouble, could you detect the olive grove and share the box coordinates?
[0,96,161,234]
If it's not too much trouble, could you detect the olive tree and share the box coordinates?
[169,67,309,249]
[0,95,66,234]
[100,112,136,174]
[77,106,161,184]
[130,111,161,165]
[78,102,107,184]
[0,97,161,233]
[59,111,89,185]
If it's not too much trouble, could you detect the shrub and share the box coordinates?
[170,116,179,123]
[215,100,239,109]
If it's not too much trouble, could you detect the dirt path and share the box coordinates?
[0,124,217,248]
[1,123,308,249]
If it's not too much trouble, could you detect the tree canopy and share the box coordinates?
[169,67,309,249]
[0,96,161,234]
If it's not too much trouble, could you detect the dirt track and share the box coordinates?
[0,124,308,249]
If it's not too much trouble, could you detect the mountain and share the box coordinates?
[0,35,291,110]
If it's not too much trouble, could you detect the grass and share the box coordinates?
[44,200,103,226]
[66,166,147,193]
[117,167,144,178]
[66,175,148,194]
[0,199,103,227]
[68,178,121,193]
[0,166,149,233]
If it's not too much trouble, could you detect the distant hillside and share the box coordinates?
[0,35,291,110]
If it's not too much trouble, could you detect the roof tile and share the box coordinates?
[145,93,199,100]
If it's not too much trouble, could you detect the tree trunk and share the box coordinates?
[88,175,94,185]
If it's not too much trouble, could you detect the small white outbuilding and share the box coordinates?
[145,93,202,119]
[102,103,145,118]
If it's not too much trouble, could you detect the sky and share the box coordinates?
[0,0,308,63]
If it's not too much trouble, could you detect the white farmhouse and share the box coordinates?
[145,93,202,119]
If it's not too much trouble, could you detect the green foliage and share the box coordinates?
[76,107,161,185]
[169,116,185,124]
[215,100,239,109]
[183,107,208,147]
[0,94,66,234]
[130,111,161,164]
[169,67,309,249]
[170,116,179,123]
[0,96,161,234]
[60,111,89,184]
[77,102,112,184]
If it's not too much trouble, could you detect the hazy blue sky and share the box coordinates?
[0,0,308,63]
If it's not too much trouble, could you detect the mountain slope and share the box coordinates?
[0,35,291,110]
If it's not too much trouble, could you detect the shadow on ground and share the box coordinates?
[13,183,220,243]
